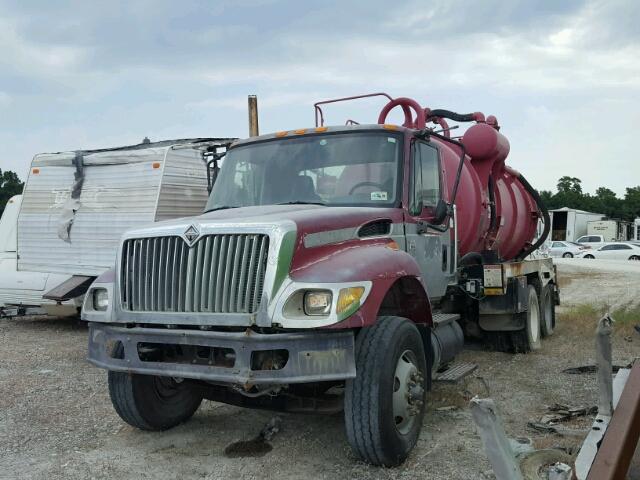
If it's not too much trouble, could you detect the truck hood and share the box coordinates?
[125,204,402,240]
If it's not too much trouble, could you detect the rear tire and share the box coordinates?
[486,285,541,353]
[562,252,573,258]
[540,284,555,337]
[584,254,595,259]
[524,285,542,350]
[107,345,202,431]
[345,316,427,466]
[629,255,640,261]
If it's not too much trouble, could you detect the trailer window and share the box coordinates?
[206,132,402,210]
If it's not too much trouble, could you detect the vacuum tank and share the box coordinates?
[376,97,544,261]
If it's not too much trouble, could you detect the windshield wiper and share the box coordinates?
[206,205,241,212]
[276,201,327,206]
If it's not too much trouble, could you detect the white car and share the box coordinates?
[548,240,589,258]
[578,242,640,261]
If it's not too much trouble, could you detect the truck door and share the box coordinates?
[404,140,454,300]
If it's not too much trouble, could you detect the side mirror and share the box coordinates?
[433,199,448,224]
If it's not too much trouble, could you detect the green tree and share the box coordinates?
[0,169,24,216]
[623,186,640,220]
[553,176,586,210]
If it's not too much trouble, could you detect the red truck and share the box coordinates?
[83,93,557,466]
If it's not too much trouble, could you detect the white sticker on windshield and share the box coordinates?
[387,137,396,143]
[371,191,388,201]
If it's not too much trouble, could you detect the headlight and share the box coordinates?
[337,287,365,315]
[92,288,109,311]
[303,290,332,316]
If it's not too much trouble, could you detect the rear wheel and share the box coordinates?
[540,284,555,337]
[629,255,640,261]
[487,285,542,353]
[107,345,202,431]
[562,252,573,258]
[345,316,427,466]
[584,254,595,259]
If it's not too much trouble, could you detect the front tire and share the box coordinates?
[629,255,640,261]
[345,316,427,466]
[107,344,202,431]
[584,254,595,259]
[562,252,573,258]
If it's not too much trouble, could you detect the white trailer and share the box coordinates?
[549,207,604,242]
[587,219,632,242]
[0,195,76,316]
[1,138,233,317]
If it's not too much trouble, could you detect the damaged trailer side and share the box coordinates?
[1,138,234,317]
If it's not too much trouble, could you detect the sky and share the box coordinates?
[0,0,638,196]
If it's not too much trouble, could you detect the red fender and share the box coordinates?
[289,240,432,329]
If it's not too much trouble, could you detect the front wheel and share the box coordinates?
[629,255,640,261]
[345,316,427,466]
[584,254,595,259]
[108,370,202,431]
[562,252,573,258]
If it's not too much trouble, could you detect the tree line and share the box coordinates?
[540,176,640,222]
[0,170,24,217]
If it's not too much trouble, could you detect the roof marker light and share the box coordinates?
[275,131,288,137]
[294,129,307,135]
[315,127,328,133]
[382,124,398,130]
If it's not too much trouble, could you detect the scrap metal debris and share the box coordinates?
[540,403,597,424]
[527,403,595,436]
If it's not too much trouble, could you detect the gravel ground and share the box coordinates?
[1,261,639,480]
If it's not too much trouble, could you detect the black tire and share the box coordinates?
[629,255,640,261]
[486,285,541,353]
[345,316,427,466]
[107,345,202,431]
[524,285,542,351]
[562,252,573,258]
[584,254,595,259]
[540,284,555,337]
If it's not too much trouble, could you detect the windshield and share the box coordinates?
[205,132,402,211]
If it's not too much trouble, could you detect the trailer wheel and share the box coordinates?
[345,316,427,466]
[540,284,555,337]
[107,345,202,431]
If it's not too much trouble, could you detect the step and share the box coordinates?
[435,362,478,383]
[432,312,461,325]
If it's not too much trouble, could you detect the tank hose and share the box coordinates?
[426,109,476,123]
[515,173,550,261]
